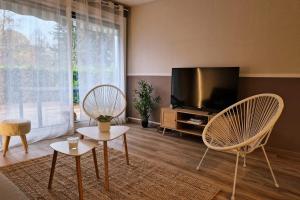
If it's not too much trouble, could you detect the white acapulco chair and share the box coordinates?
[82,84,127,125]
[196,93,284,200]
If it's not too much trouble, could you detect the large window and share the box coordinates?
[0,9,70,127]
[0,0,126,146]
[74,4,126,121]
[72,17,125,121]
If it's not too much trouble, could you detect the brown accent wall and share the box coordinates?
[127,75,300,152]
[127,76,171,122]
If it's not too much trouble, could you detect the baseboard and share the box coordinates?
[127,117,161,126]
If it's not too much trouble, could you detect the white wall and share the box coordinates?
[128,0,300,77]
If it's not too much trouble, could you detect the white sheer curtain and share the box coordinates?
[0,0,126,148]
[74,0,126,121]
[0,0,73,147]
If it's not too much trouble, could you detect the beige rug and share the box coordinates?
[0,147,219,200]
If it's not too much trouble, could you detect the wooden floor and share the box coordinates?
[0,123,299,200]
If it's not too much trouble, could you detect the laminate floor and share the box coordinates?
[0,123,299,200]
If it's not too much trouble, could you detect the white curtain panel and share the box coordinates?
[0,0,73,147]
[74,0,126,122]
[0,0,126,148]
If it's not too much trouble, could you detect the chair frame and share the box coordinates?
[196,93,284,200]
[82,84,126,125]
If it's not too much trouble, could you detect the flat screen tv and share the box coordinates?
[171,67,240,112]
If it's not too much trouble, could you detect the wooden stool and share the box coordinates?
[48,140,99,200]
[0,119,31,156]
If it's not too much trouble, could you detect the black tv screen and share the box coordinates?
[171,67,239,112]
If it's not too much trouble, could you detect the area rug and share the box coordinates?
[0,147,219,200]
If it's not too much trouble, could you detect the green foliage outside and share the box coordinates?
[72,20,79,104]
[133,80,160,121]
[0,12,117,105]
[73,66,79,104]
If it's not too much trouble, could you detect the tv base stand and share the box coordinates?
[160,107,216,136]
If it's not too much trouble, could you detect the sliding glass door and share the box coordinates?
[0,0,126,147]
[0,0,73,147]
[74,0,126,122]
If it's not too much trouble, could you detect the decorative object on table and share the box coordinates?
[67,137,79,149]
[196,93,284,200]
[1,147,220,200]
[96,115,113,132]
[133,80,160,128]
[0,119,31,156]
[188,118,204,125]
[48,140,99,200]
[82,85,126,127]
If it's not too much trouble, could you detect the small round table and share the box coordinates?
[76,125,130,191]
[48,140,99,200]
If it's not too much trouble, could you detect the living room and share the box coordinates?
[0,0,299,199]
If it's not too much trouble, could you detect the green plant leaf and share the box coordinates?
[133,80,160,120]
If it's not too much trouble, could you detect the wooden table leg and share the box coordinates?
[92,148,100,179]
[123,134,129,165]
[20,135,28,153]
[2,136,10,157]
[103,141,109,191]
[48,150,58,189]
[75,156,83,200]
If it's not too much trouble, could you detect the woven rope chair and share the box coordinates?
[196,93,284,200]
[82,85,126,125]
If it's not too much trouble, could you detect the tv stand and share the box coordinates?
[171,105,184,109]
[160,107,216,136]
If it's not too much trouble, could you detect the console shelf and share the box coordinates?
[160,107,215,136]
[176,120,206,126]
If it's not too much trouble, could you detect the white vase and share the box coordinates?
[98,122,111,132]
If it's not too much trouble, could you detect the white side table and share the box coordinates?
[76,126,130,191]
[48,140,99,200]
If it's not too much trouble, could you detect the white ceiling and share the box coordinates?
[116,0,157,6]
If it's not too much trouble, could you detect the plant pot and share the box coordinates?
[141,119,148,128]
[98,122,111,132]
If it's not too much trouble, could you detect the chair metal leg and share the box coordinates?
[162,128,166,136]
[261,146,279,188]
[243,155,246,168]
[196,148,209,170]
[231,152,240,200]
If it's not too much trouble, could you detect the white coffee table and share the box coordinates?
[76,125,130,191]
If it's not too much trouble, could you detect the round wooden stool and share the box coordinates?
[0,119,31,156]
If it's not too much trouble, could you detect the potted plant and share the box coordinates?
[96,115,113,132]
[133,80,160,128]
